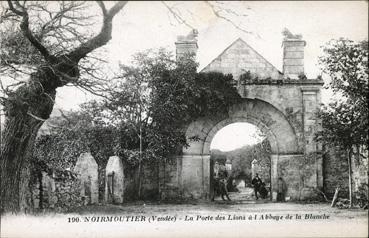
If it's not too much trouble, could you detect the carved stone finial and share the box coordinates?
[282,28,303,40]
[177,29,198,42]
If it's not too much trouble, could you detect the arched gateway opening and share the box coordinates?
[180,98,302,201]
[172,33,323,202]
[210,123,272,202]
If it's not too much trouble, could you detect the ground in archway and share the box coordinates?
[2,202,368,238]
[226,186,271,203]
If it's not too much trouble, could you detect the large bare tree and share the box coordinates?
[0,0,126,213]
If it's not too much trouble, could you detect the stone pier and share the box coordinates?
[74,152,99,204]
[105,156,124,204]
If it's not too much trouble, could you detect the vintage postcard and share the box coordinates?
[0,1,368,237]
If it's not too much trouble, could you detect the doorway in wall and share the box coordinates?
[209,122,272,202]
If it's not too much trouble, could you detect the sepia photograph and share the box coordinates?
[0,1,368,237]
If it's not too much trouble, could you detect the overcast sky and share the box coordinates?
[55,1,368,111]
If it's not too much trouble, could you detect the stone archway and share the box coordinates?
[170,32,323,202]
[179,98,305,201]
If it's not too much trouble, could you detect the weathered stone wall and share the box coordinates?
[323,146,368,199]
[176,82,323,201]
[31,171,84,212]
[282,39,306,79]
[184,99,300,156]
[277,154,319,201]
[122,164,138,201]
[29,154,181,209]
[239,81,323,153]
[175,29,198,61]
[323,147,350,198]
[74,152,99,204]
[201,38,282,81]
[105,156,124,204]
[141,161,160,200]
[159,157,181,200]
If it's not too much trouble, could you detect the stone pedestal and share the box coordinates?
[270,154,279,201]
[180,154,210,199]
[251,159,259,179]
[105,156,124,204]
[74,152,99,204]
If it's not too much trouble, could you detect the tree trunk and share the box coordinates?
[157,160,161,200]
[347,148,353,208]
[1,115,43,213]
[19,162,32,213]
[0,80,56,213]
[138,125,143,199]
[138,161,142,199]
[331,187,340,207]
[38,170,43,209]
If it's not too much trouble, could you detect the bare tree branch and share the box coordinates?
[7,0,54,61]
[204,1,252,35]
[161,1,195,30]
[67,1,127,62]
[27,111,47,122]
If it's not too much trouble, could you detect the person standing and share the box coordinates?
[211,162,231,201]
[277,177,286,202]
[251,173,262,200]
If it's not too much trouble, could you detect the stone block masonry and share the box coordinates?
[171,31,325,202]
[74,152,99,204]
[282,39,306,79]
[105,156,124,204]
[201,38,282,80]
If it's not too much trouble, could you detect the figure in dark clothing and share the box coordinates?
[259,182,268,199]
[211,163,231,201]
[251,173,262,200]
[277,177,286,202]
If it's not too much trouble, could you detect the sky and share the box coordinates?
[1,1,368,151]
[54,1,368,111]
[210,122,264,151]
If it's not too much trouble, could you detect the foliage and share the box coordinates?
[316,102,366,149]
[239,71,258,83]
[211,139,271,184]
[32,48,242,202]
[54,49,242,165]
[316,39,368,149]
[320,39,368,102]
[315,38,368,207]
[0,26,44,66]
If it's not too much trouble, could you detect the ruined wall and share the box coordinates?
[323,147,349,198]
[31,171,84,212]
[277,154,320,201]
[159,157,182,200]
[323,146,368,199]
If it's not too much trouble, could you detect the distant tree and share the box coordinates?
[316,39,368,207]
